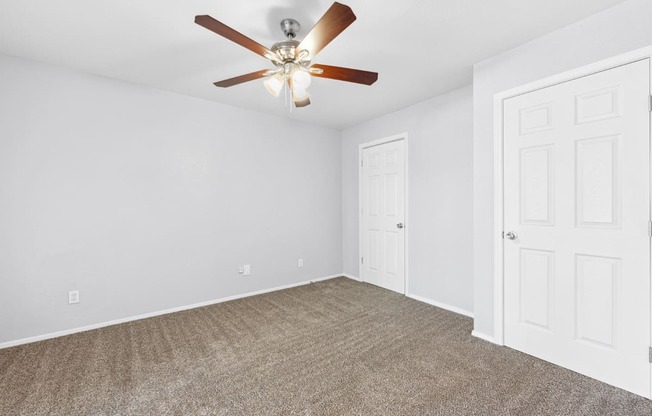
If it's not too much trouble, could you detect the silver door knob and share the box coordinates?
[505,231,517,240]
[397,223,404,229]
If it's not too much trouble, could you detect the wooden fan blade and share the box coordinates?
[310,64,378,85]
[298,2,356,60]
[195,15,274,59]
[214,70,272,88]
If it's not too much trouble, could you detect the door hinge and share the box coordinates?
[361,257,364,264]
[361,160,364,167]
[648,221,652,238]
[649,95,652,112]
[649,346,652,363]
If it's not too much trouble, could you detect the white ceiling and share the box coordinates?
[0,0,628,129]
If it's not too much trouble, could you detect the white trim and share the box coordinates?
[407,293,474,318]
[358,133,407,149]
[493,82,506,346]
[307,274,343,284]
[471,330,499,345]
[493,45,652,350]
[342,273,362,282]
[358,132,409,295]
[0,274,343,350]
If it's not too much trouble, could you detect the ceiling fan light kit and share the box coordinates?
[194,2,378,109]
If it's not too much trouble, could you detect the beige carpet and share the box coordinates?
[1,277,651,415]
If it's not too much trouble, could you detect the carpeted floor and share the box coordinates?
[1,277,651,415]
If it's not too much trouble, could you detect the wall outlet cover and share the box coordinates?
[68,290,80,304]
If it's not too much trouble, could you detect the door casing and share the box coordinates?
[359,133,409,294]
[492,46,652,398]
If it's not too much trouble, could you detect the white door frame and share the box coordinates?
[493,45,652,369]
[359,133,409,294]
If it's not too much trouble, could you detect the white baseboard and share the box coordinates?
[406,293,474,318]
[0,274,344,350]
[309,274,343,283]
[342,273,362,282]
[471,330,501,345]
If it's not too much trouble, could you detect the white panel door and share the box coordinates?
[361,140,405,294]
[504,59,651,397]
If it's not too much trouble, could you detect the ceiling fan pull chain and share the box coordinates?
[284,79,289,110]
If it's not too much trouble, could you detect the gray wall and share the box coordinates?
[472,0,652,338]
[342,86,474,314]
[0,53,342,344]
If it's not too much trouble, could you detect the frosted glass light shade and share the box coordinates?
[291,70,311,89]
[292,85,308,100]
[264,74,284,97]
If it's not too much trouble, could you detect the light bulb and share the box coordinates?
[264,74,284,97]
[291,70,311,89]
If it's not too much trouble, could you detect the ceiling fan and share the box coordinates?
[195,2,378,109]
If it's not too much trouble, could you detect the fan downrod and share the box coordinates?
[280,18,300,39]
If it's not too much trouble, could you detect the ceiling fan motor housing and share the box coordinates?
[271,39,301,63]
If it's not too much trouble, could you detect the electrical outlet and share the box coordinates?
[243,264,251,276]
[238,266,244,274]
[68,290,79,304]
[298,258,304,268]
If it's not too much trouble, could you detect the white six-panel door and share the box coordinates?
[503,59,651,397]
[361,139,405,294]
